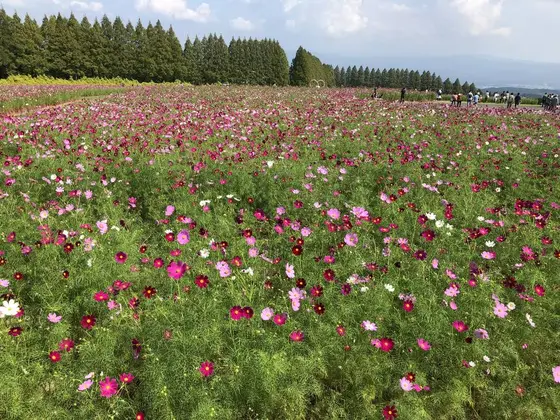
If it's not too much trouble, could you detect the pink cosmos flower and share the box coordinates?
[47,313,62,323]
[444,285,460,297]
[261,307,274,321]
[552,366,560,383]
[327,208,340,220]
[165,205,175,216]
[417,338,431,351]
[494,303,509,318]
[78,379,93,391]
[400,377,413,391]
[474,329,489,340]
[96,220,108,234]
[352,207,369,219]
[361,320,377,331]
[99,377,119,398]
[248,247,259,257]
[285,263,295,279]
[300,227,312,237]
[431,259,439,269]
[344,233,359,247]
[481,251,496,260]
[177,230,190,245]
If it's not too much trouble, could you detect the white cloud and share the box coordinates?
[69,1,103,11]
[390,3,411,12]
[282,0,302,12]
[282,0,368,36]
[451,0,510,36]
[320,0,368,36]
[230,16,255,30]
[135,0,211,22]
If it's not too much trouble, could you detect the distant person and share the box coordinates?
[457,93,462,107]
[550,94,558,111]
[451,94,457,106]
[542,93,548,108]
[485,91,490,102]
[494,93,500,103]
[474,92,479,105]
[467,91,473,106]
[515,93,521,108]
[372,87,378,99]
[400,87,407,103]
[507,93,514,109]
[437,89,442,100]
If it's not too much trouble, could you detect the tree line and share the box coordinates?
[0,10,289,84]
[0,9,476,93]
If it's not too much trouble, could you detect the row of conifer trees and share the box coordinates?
[0,10,476,92]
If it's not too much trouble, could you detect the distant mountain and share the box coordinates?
[298,52,560,90]
[482,87,560,98]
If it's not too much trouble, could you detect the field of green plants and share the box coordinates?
[0,86,559,420]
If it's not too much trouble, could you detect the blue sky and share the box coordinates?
[3,0,560,66]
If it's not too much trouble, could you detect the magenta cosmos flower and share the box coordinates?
[167,260,187,280]
[80,315,96,329]
[452,320,469,333]
[115,252,128,264]
[289,330,305,342]
[379,338,394,352]
[230,306,243,320]
[99,377,119,398]
[417,338,431,351]
[200,361,214,377]
[119,373,135,384]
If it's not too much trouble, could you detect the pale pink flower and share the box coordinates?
[261,307,274,321]
[285,263,295,279]
[47,313,62,323]
[552,366,560,383]
[78,379,93,391]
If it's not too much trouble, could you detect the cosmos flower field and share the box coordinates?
[0,86,559,420]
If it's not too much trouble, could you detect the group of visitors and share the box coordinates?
[542,93,559,111]
[447,90,522,108]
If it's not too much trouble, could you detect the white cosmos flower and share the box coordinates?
[266,161,274,168]
[384,284,395,292]
[1,299,20,316]
[435,220,445,228]
[199,249,210,258]
[526,313,536,328]
[426,212,436,220]
[485,241,495,248]
[483,356,491,363]
[477,216,485,222]
[507,302,516,311]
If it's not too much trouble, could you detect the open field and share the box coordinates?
[0,86,559,420]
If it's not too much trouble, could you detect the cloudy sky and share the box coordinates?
[3,0,560,66]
